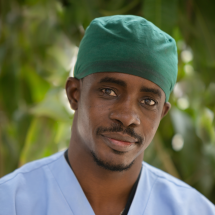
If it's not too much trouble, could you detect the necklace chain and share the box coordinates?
[120,209,124,215]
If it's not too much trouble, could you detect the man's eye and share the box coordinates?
[141,99,156,106]
[102,88,117,96]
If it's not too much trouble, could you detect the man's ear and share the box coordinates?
[161,102,171,119]
[65,77,81,110]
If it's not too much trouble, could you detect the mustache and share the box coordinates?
[96,123,143,144]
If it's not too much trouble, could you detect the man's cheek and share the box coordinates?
[90,103,110,119]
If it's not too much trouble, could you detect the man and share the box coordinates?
[0,15,214,215]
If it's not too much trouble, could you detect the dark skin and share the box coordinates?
[66,72,171,215]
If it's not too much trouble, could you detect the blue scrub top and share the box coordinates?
[0,151,214,215]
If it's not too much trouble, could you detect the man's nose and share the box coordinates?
[109,99,140,127]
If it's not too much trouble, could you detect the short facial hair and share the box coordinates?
[90,123,143,172]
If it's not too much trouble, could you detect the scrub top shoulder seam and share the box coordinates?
[0,152,64,186]
[144,163,191,189]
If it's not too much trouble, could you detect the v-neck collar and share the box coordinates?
[127,163,158,215]
[48,152,95,215]
[48,152,157,215]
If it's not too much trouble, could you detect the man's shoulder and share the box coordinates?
[0,151,64,186]
[141,162,215,214]
[0,151,74,215]
[142,161,207,196]
[143,161,190,188]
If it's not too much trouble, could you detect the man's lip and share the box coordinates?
[106,137,133,147]
[101,133,137,152]
[101,132,138,143]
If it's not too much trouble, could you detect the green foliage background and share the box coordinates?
[1,0,215,203]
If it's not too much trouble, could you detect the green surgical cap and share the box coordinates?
[74,15,178,101]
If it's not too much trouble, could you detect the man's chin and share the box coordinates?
[90,150,134,172]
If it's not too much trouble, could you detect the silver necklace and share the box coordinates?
[120,209,124,215]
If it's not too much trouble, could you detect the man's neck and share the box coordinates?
[67,141,143,215]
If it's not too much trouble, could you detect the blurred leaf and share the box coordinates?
[30,89,73,122]
[143,0,178,35]
[0,65,19,119]
[100,0,140,16]
[178,0,215,84]
[196,108,215,144]
[153,133,180,179]
[19,117,59,165]
[21,66,51,104]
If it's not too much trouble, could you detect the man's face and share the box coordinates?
[68,72,170,171]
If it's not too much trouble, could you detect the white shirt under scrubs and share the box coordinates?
[0,151,214,215]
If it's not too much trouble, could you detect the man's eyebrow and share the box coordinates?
[98,77,162,97]
[99,77,127,87]
[140,86,162,98]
